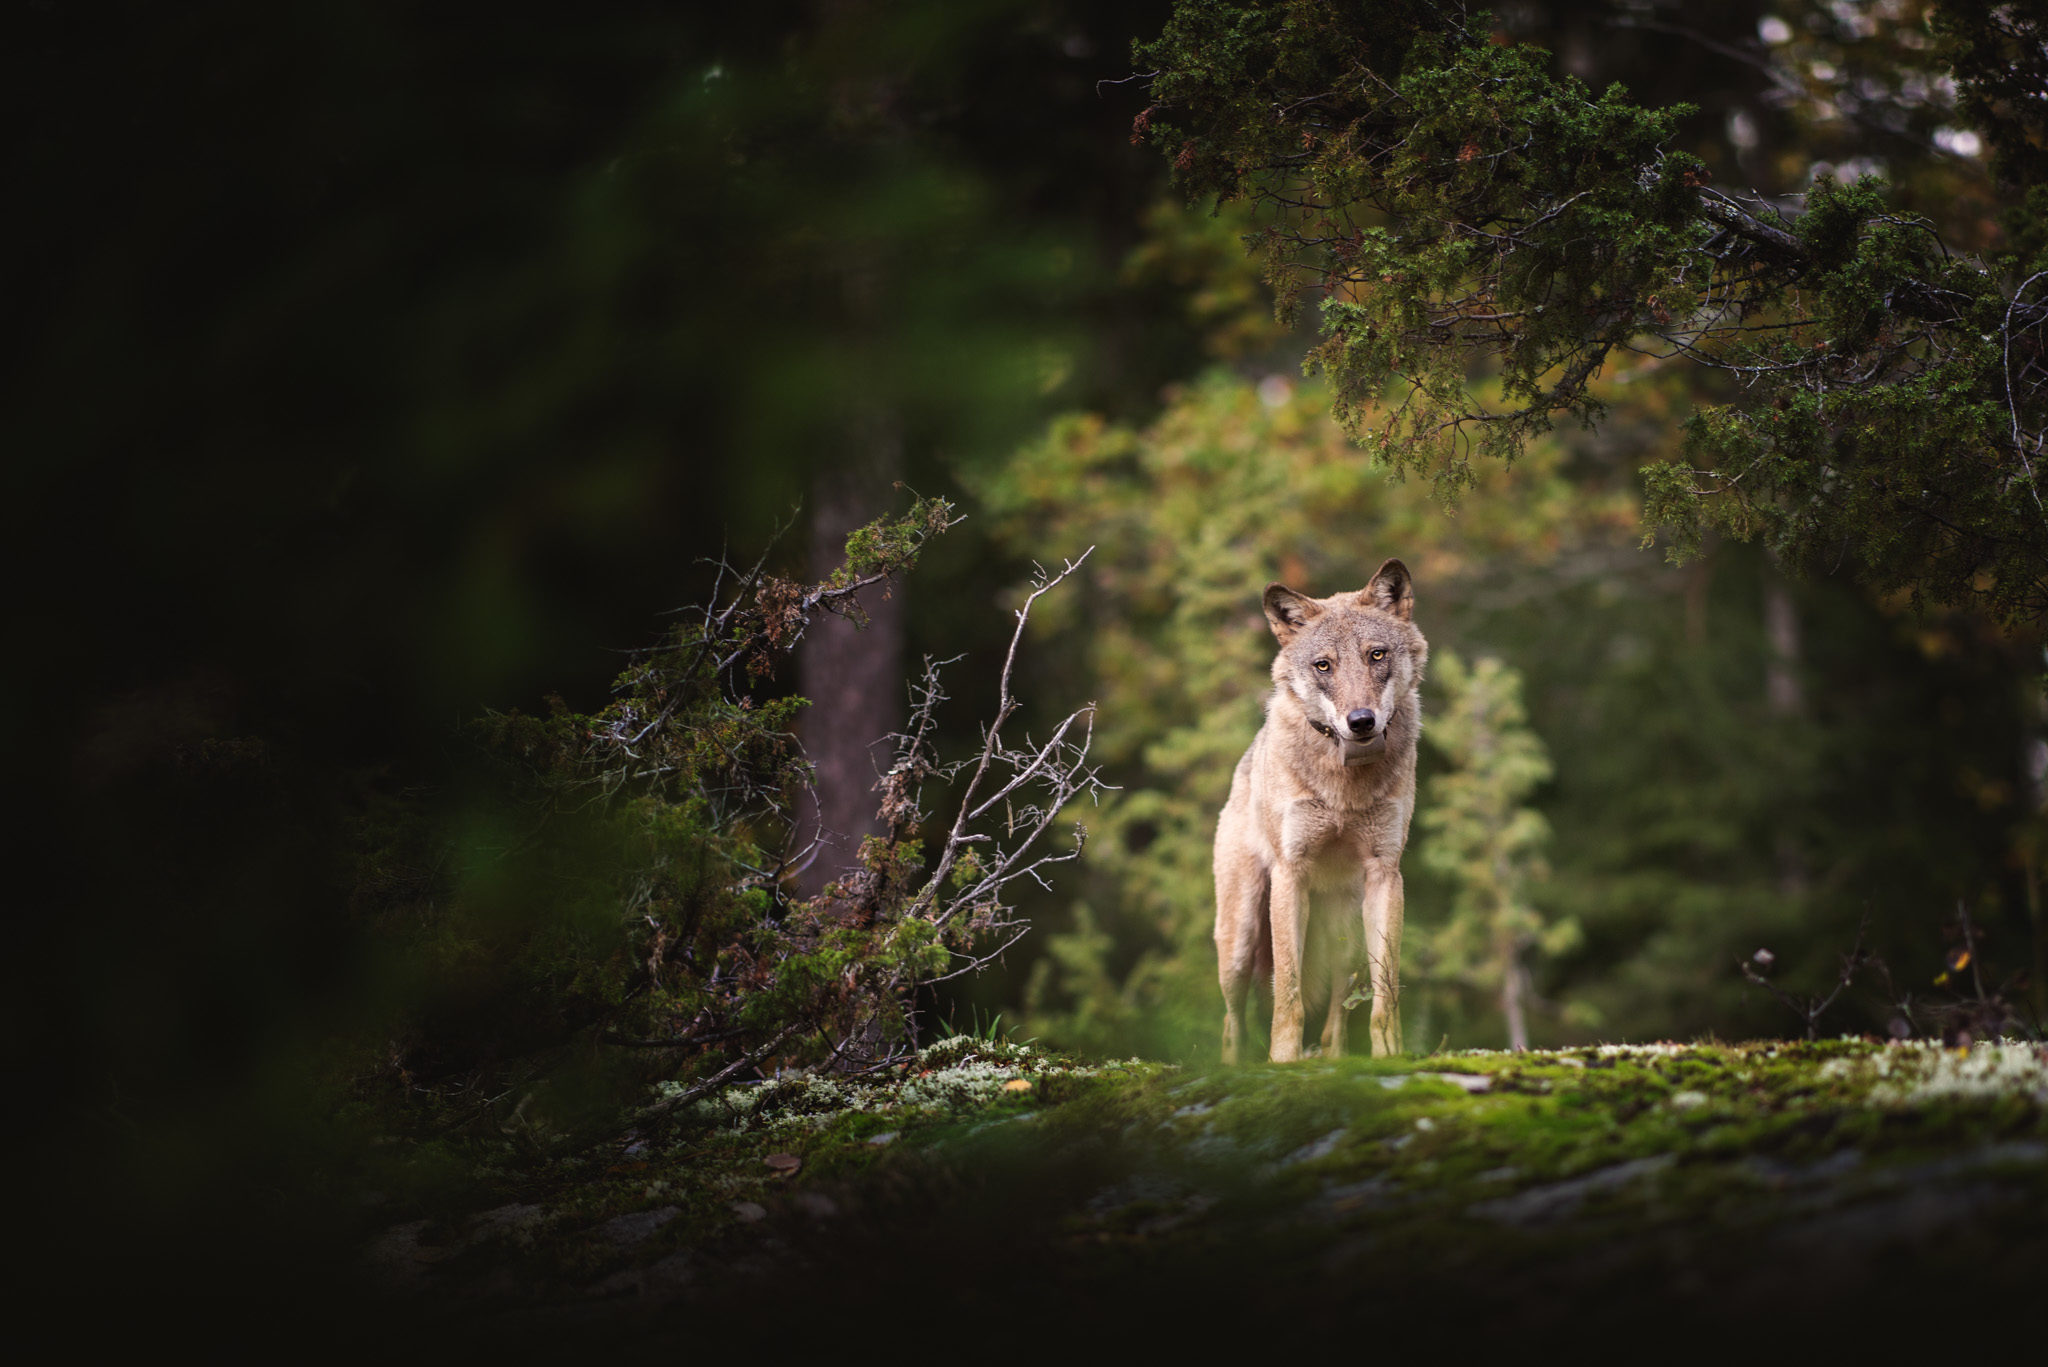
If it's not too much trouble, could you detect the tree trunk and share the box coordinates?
[2025,686,2048,1022]
[1683,537,1714,648]
[1762,572,1802,719]
[1762,566,1809,897]
[795,416,905,901]
[1499,926,1529,1052]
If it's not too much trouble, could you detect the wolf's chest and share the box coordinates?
[1281,788,1410,866]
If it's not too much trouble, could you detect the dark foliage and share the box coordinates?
[1135,0,2048,624]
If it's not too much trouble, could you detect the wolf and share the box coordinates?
[1213,559,1427,1062]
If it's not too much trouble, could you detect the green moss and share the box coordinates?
[355,1038,2048,1333]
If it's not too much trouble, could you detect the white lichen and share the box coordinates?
[658,1037,1115,1131]
[1870,1042,2048,1107]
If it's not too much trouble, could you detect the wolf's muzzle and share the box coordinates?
[1346,708,1377,737]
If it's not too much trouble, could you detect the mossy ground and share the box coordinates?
[356,1036,2048,1348]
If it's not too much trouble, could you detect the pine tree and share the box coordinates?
[1417,652,1572,1051]
[1134,0,2048,624]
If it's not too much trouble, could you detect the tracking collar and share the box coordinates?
[1310,719,1384,768]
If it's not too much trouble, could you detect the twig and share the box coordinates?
[626,1024,801,1126]
[1740,913,1875,1040]
[915,549,1101,914]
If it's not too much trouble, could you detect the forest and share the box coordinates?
[15,0,2048,1344]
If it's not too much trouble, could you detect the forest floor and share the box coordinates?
[354,1036,2048,1348]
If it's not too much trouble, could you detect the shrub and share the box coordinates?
[345,498,1103,1145]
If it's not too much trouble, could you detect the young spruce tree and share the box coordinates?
[1418,652,1574,1051]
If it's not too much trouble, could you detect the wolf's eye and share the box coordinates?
[1314,659,1332,672]
[1370,648,1387,662]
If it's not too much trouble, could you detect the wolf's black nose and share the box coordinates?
[1346,709,1376,736]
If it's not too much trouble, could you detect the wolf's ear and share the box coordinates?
[1361,558,1415,621]
[1263,583,1323,642]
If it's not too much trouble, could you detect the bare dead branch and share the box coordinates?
[1740,913,1877,1040]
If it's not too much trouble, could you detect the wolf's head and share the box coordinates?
[1263,559,1429,766]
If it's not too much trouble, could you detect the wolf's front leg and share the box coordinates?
[1361,861,1405,1056]
[1267,870,1308,1062]
[1215,854,1266,1066]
